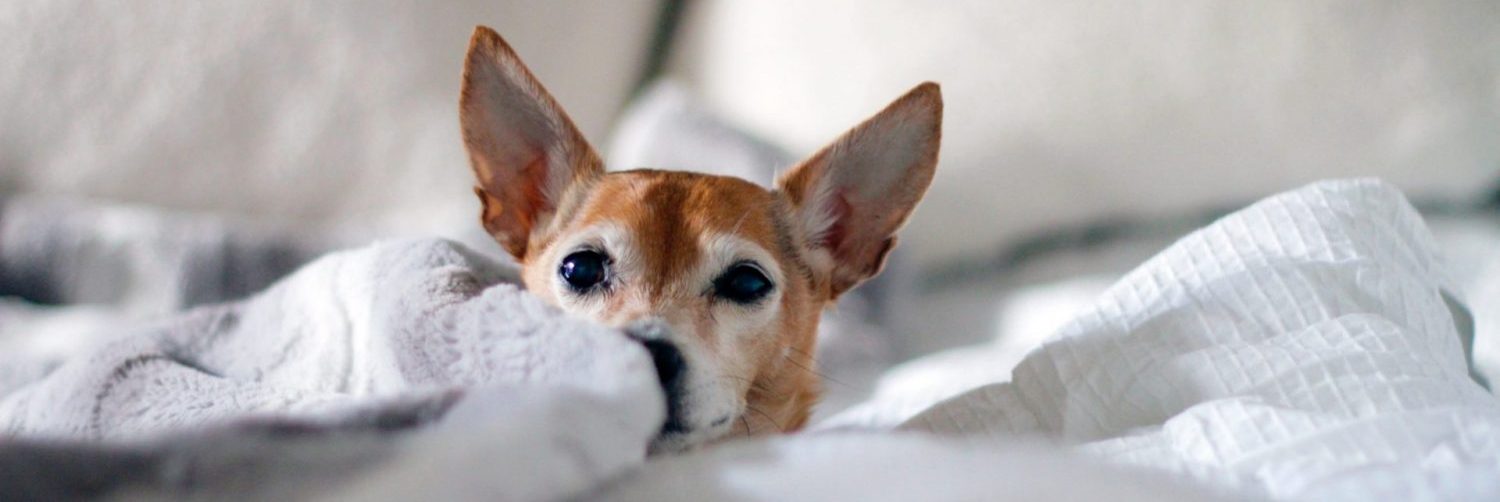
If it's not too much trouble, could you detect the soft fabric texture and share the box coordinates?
[828,179,1499,500]
[593,433,1230,501]
[0,194,343,403]
[589,179,1500,501]
[0,195,321,315]
[3,179,1495,501]
[0,194,515,401]
[0,239,663,500]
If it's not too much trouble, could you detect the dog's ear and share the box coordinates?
[777,83,942,299]
[461,26,603,259]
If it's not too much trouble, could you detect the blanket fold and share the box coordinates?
[894,179,1500,499]
[1,238,664,500]
[4,179,1497,501]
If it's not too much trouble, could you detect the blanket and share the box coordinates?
[598,180,1500,501]
[895,179,1500,499]
[0,239,663,500]
[3,179,1496,501]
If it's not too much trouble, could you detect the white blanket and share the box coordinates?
[2,179,1495,501]
[893,179,1500,499]
[600,179,1500,501]
[0,239,663,500]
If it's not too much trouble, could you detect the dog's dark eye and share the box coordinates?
[559,250,609,292]
[714,263,773,304]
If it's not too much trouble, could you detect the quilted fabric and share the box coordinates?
[900,179,1500,499]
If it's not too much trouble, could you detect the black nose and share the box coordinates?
[641,339,684,392]
[626,322,688,434]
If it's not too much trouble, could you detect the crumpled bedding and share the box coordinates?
[0,239,663,500]
[818,179,1498,500]
[598,179,1499,501]
[2,179,1496,501]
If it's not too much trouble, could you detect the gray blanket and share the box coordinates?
[0,236,663,500]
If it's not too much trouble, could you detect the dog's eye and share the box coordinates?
[559,250,609,292]
[714,263,773,304]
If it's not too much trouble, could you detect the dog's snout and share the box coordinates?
[626,319,688,434]
[641,339,684,392]
[624,318,670,341]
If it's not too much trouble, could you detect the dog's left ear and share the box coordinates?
[777,83,942,299]
[461,26,603,260]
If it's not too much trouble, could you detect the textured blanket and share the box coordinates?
[599,180,1500,501]
[3,179,1496,501]
[893,179,1500,499]
[0,239,662,500]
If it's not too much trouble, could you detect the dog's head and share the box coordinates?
[459,26,940,452]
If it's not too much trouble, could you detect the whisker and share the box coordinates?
[746,405,785,432]
[720,374,787,400]
[781,351,849,389]
[786,345,819,360]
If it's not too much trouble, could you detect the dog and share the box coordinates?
[459,26,940,452]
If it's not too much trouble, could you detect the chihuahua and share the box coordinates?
[459,26,940,452]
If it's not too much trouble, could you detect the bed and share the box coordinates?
[3,178,1497,501]
[4,2,1499,500]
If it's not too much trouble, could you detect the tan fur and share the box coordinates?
[458,26,940,448]
[530,171,825,435]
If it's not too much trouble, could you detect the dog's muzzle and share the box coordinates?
[625,318,689,436]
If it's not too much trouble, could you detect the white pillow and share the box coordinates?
[0,1,656,242]
[669,1,1500,270]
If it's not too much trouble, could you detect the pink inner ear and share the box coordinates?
[515,156,551,232]
[820,190,855,251]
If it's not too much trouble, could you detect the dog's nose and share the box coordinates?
[626,321,685,391]
[640,338,684,392]
[625,319,688,433]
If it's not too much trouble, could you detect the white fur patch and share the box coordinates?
[543,223,638,317]
[698,233,785,348]
[800,175,840,249]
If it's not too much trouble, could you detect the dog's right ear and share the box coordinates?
[776,83,941,299]
[461,26,603,260]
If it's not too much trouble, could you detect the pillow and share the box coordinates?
[668,1,1500,271]
[0,1,657,243]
